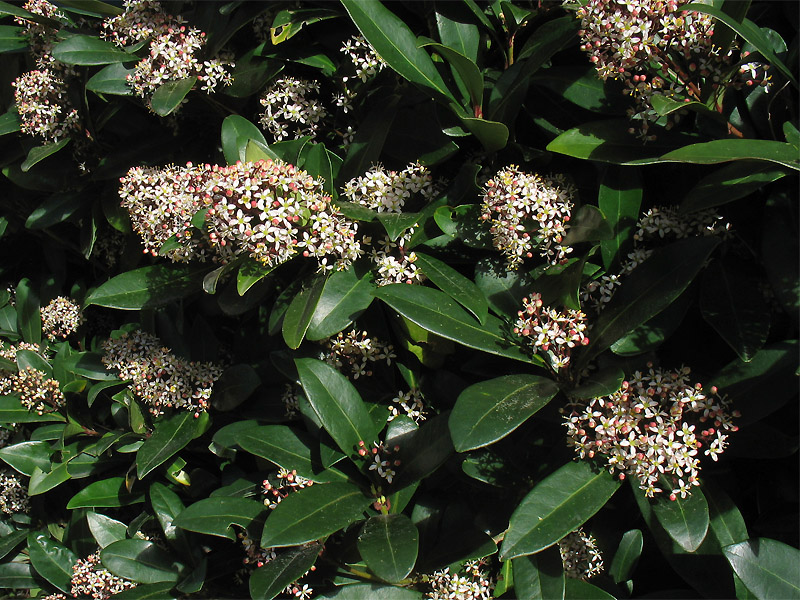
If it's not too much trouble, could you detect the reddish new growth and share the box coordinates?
[514,293,589,371]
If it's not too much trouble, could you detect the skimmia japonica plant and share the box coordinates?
[0,1,796,599]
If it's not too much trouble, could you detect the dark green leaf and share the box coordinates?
[260,482,370,548]
[100,539,180,583]
[436,12,479,61]
[449,374,558,452]
[28,532,77,593]
[562,205,613,245]
[249,543,322,600]
[28,462,70,495]
[644,485,709,553]
[609,529,643,584]
[221,115,268,165]
[319,583,422,599]
[598,167,642,270]
[52,35,136,65]
[531,66,626,115]
[62,352,118,380]
[376,212,421,242]
[393,413,453,490]
[0,108,21,136]
[415,252,488,325]
[150,77,196,117]
[0,396,64,423]
[303,143,334,194]
[16,349,51,377]
[237,260,277,296]
[512,547,565,600]
[357,514,418,583]
[339,97,399,183]
[568,368,625,400]
[86,62,134,95]
[87,511,128,548]
[458,116,509,153]
[0,562,39,589]
[681,161,788,214]
[21,139,70,173]
[609,289,693,356]
[283,275,326,349]
[16,278,40,345]
[0,529,27,560]
[500,461,621,560]
[306,266,375,341]
[474,257,534,318]
[66,477,145,508]
[0,25,27,52]
[114,582,176,600]
[422,42,483,108]
[704,480,748,548]
[26,192,84,230]
[723,538,800,599]
[85,263,209,309]
[661,139,799,171]
[0,440,51,475]
[212,364,260,411]
[137,411,208,478]
[173,496,266,540]
[564,578,616,599]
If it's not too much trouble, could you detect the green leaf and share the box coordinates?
[25,192,83,230]
[302,143,334,194]
[531,66,626,115]
[458,116,509,153]
[85,263,209,309]
[564,578,616,599]
[609,290,693,356]
[341,0,454,103]
[62,351,117,381]
[0,108,21,136]
[87,511,128,548]
[660,139,799,171]
[562,205,613,245]
[66,477,145,508]
[393,413,453,490]
[21,139,70,173]
[449,374,558,452]
[249,543,322,600]
[150,77,196,117]
[28,532,77,593]
[224,48,282,98]
[609,529,643,584]
[0,562,39,589]
[260,482,370,548]
[645,485,709,553]
[0,529,27,560]
[723,538,800,600]
[357,514,418,583]
[319,583,422,599]
[474,257,534,318]
[0,396,64,422]
[422,42,483,109]
[283,275,326,349]
[681,162,788,214]
[0,25,27,52]
[436,12,479,61]
[414,252,488,325]
[16,277,40,345]
[306,266,375,341]
[704,480,748,548]
[173,496,266,540]
[500,460,621,560]
[295,358,378,457]
[568,368,624,401]
[700,259,769,362]
[221,115,268,165]
[28,463,70,495]
[137,411,208,478]
[16,349,51,377]
[374,284,535,364]
[512,547,565,600]
[598,167,642,271]
[376,212,421,242]
[114,582,176,600]
[237,259,277,296]
[339,97,399,183]
[54,0,122,17]
[578,236,720,369]
[0,440,51,475]
[212,364,260,411]
[52,35,136,65]
[101,539,180,583]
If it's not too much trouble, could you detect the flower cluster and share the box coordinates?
[0,469,30,515]
[70,551,137,599]
[259,77,327,141]
[261,468,314,510]
[368,232,425,286]
[0,341,43,362]
[562,365,739,498]
[343,162,434,213]
[281,383,301,418]
[41,296,83,341]
[481,167,575,268]
[14,0,69,70]
[426,560,495,600]
[514,293,590,370]
[356,440,401,484]
[103,0,233,101]
[388,388,427,423]
[320,329,396,379]
[575,0,771,139]
[559,528,604,580]
[239,531,276,568]
[102,330,223,416]
[9,366,65,414]
[581,248,653,313]
[341,35,386,83]
[119,159,362,271]
[12,69,81,142]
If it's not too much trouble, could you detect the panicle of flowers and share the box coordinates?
[341,35,386,83]
[102,0,172,46]
[14,0,70,70]
[425,560,495,600]
[320,329,396,379]
[239,531,276,568]
[368,231,425,287]
[41,296,83,341]
[515,293,589,371]
[581,248,653,313]
[102,330,223,417]
[634,206,730,243]
[259,77,327,141]
[0,469,30,515]
[13,69,81,143]
[575,0,772,139]
[261,467,314,510]
[481,166,575,268]
[0,340,43,362]
[70,551,137,599]
[9,366,65,415]
[343,162,434,213]
[119,159,362,271]
[559,528,604,580]
[356,439,401,485]
[562,365,739,499]
[388,388,427,423]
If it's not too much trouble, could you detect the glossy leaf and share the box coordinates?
[564,578,616,599]
[66,477,145,508]
[531,66,626,115]
[415,252,488,325]
[0,529,27,560]
[422,42,483,108]
[16,277,40,345]
[357,514,419,583]
[114,582,176,600]
[249,543,322,600]
[28,532,77,593]
[338,97,399,183]
[150,77,196,117]
[609,529,643,584]
[212,364,260,411]
[100,539,181,583]
[392,413,454,490]
[562,205,613,245]
[436,12,479,61]
[681,162,788,213]
[87,511,128,548]
[512,547,566,600]
[21,139,70,172]
[0,109,21,136]
[220,114,268,165]
[86,63,134,95]
[0,396,65,423]
[306,267,375,341]
[645,485,709,553]
[174,496,265,540]
[283,275,326,349]
[704,480,748,548]
[137,411,208,478]
[723,538,800,600]
[598,166,642,271]
[261,482,370,548]
[0,440,51,475]
[661,139,799,171]
[52,34,135,64]
[86,263,209,309]
[28,463,70,495]
[0,562,39,589]
[473,257,534,318]
[319,583,422,599]
[449,374,558,452]
[568,368,625,400]
[237,260,277,296]
[295,358,378,457]
[500,460,621,560]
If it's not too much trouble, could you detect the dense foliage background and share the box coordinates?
[0,0,797,599]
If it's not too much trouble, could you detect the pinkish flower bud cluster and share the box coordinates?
[0,469,30,515]
[119,159,362,271]
[320,329,396,379]
[12,69,81,142]
[341,35,386,83]
[239,530,276,568]
[41,296,83,341]
[261,467,314,510]
[343,162,433,213]
[7,366,65,414]
[514,293,589,370]
[426,560,495,600]
[562,365,739,499]
[259,77,327,141]
[368,232,425,286]
[559,528,604,580]
[388,388,427,423]
[70,551,137,599]
[102,330,223,417]
[575,0,771,139]
[481,166,574,268]
[357,440,401,484]
[102,0,233,101]
[14,0,70,70]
